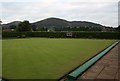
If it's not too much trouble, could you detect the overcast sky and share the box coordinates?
[0,0,120,27]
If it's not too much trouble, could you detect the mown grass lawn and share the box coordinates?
[2,38,116,79]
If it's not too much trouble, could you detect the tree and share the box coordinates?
[17,20,32,32]
[31,24,37,31]
[9,25,16,29]
[0,20,2,31]
[117,25,120,32]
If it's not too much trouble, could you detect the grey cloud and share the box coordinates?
[1,1,119,27]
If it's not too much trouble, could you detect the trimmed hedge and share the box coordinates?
[2,31,120,39]
[74,32,120,39]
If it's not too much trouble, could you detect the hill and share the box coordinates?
[32,17,104,29]
[2,21,21,29]
[2,17,108,31]
[32,17,70,28]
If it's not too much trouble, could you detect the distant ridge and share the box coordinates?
[2,17,105,29]
[32,17,70,28]
[32,17,104,28]
[2,21,21,28]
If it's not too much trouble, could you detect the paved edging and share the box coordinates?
[65,41,120,81]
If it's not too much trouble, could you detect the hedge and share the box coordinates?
[2,31,120,39]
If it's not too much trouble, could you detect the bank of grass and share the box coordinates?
[2,38,116,79]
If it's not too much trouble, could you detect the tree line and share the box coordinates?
[2,20,120,39]
[4,20,120,32]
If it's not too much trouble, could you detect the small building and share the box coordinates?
[66,32,73,37]
[47,27,55,32]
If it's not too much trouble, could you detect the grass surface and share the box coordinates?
[2,38,116,79]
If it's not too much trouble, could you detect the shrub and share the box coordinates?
[2,31,120,39]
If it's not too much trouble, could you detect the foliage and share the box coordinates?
[9,25,16,29]
[2,31,120,39]
[117,25,120,32]
[16,20,32,32]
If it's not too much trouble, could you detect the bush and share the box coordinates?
[2,31,120,39]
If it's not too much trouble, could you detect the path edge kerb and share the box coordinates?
[63,40,120,81]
